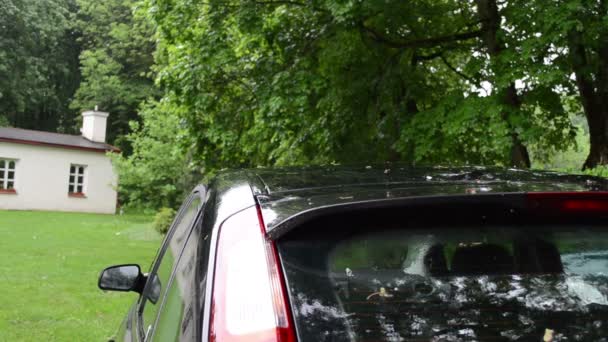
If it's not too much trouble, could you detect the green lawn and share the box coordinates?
[0,210,162,341]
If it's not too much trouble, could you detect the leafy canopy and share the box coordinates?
[142,0,577,174]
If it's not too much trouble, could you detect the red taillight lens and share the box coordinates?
[527,192,608,213]
[209,206,296,342]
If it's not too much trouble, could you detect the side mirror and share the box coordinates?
[98,264,146,294]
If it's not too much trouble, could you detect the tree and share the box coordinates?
[111,0,608,208]
[111,99,199,209]
[0,0,81,132]
[71,0,158,152]
[145,0,482,168]
[565,1,608,169]
[475,0,530,167]
[142,0,575,172]
[504,0,608,169]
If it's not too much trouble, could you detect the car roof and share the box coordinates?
[251,165,606,194]
[211,165,608,236]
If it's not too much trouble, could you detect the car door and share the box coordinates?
[147,188,216,341]
[147,213,201,341]
[136,190,204,341]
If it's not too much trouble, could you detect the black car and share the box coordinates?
[99,166,608,342]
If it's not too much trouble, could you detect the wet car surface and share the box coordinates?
[279,225,608,341]
[98,165,608,342]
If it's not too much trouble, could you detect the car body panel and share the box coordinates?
[110,302,139,342]
[252,165,607,235]
[103,165,608,342]
[252,165,605,195]
[185,173,261,342]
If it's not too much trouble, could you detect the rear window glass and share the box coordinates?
[278,225,608,341]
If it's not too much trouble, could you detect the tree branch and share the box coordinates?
[253,0,307,5]
[568,29,600,120]
[440,55,479,86]
[414,50,444,62]
[199,0,329,12]
[360,23,482,49]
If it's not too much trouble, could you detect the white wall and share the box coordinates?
[81,110,108,143]
[0,142,117,214]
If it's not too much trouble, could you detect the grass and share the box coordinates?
[0,210,161,341]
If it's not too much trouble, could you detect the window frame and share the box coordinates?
[68,164,86,197]
[136,189,206,341]
[148,211,204,341]
[278,224,608,341]
[0,158,17,193]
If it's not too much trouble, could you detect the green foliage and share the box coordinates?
[506,0,608,168]
[153,207,176,234]
[398,95,512,165]
[578,166,608,178]
[550,165,608,179]
[71,0,158,152]
[531,113,588,170]
[146,1,450,167]
[5,0,608,207]
[140,0,578,174]
[534,114,608,177]
[0,115,9,127]
[0,0,81,131]
[111,99,199,210]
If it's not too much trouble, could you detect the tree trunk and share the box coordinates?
[568,29,608,170]
[504,84,531,168]
[475,0,531,168]
[586,1,608,169]
[580,101,608,170]
[584,129,608,169]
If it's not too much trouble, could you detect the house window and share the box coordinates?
[0,159,16,192]
[68,164,86,196]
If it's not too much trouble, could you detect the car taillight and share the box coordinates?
[527,192,608,213]
[209,205,296,342]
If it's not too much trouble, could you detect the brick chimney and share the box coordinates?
[81,108,109,143]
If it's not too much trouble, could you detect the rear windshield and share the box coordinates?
[278,222,608,341]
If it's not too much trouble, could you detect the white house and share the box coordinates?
[0,110,119,214]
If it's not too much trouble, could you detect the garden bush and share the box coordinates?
[153,207,176,235]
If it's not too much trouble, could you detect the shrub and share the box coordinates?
[110,100,201,211]
[153,207,176,235]
[552,165,608,178]
[582,165,608,178]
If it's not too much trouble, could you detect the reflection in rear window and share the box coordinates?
[278,226,608,341]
